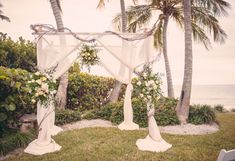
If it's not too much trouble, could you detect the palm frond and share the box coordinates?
[171,6,184,28]
[192,6,227,43]
[193,0,231,16]
[113,5,152,32]
[97,0,106,9]
[0,15,10,22]
[191,22,211,49]
[153,19,163,50]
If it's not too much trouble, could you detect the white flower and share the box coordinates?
[41,83,49,93]
[35,72,40,75]
[140,94,144,98]
[52,79,56,83]
[27,80,31,83]
[143,73,147,78]
[32,80,35,83]
[32,99,36,103]
[147,95,152,99]
[36,79,42,85]
[50,90,57,95]
[137,81,141,86]
[149,80,154,85]
[41,77,47,81]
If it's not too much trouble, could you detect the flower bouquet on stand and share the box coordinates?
[135,65,172,152]
[27,71,57,107]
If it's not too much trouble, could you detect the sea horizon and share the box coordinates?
[161,84,235,110]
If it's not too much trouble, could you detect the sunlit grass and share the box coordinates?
[5,113,235,161]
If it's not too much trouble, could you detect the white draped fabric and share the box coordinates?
[24,33,156,155]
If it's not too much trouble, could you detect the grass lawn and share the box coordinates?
[5,113,235,161]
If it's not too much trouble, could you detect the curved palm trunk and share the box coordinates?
[108,0,127,102]
[176,0,193,124]
[50,0,68,109]
[163,14,174,98]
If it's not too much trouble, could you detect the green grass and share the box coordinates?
[5,113,235,161]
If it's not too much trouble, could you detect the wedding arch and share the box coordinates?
[24,24,171,155]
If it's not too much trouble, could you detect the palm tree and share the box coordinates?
[49,0,68,109]
[113,0,229,99]
[176,0,230,123]
[176,0,193,124]
[97,0,128,103]
[0,3,10,22]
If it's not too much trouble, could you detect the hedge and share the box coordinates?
[82,97,217,126]
[0,35,36,72]
[0,67,35,135]
[67,72,115,111]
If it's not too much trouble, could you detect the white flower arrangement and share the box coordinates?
[79,43,100,71]
[135,65,162,105]
[27,71,57,107]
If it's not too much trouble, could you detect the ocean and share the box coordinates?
[162,85,235,110]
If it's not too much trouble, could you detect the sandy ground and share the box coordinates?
[62,119,219,135]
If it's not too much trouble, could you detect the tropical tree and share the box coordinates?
[176,0,230,123]
[0,3,10,22]
[97,0,128,103]
[49,0,68,109]
[113,0,229,98]
[176,0,193,124]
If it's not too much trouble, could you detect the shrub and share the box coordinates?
[0,35,36,72]
[67,72,115,111]
[188,104,216,125]
[231,109,235,112]
[214,104,224,112]
[0,67,35,135]
[93,97,179,127]
[55,109,81,125]
[0,130,36,156]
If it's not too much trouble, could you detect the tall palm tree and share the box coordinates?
[176,0,230,123]
[176,0,192,124]
[97,0,128,103]
[113,0,229,98]
[49,0,68,109]
[0,3,10,22]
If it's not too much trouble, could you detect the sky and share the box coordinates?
[0,0,235,85]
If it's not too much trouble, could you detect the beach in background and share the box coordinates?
[162,85,235,110]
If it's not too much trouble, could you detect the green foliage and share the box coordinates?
[0,130,36,156]
[213,104,224,112]
[0,67,35,135]
[188,104,216,125]
[84,97,179,127]
[67,72,115,111]
[0,35,36,72]
[55,109,81,125]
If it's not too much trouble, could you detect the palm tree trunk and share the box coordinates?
[176,0,193,124]
[50,0,68,109]
[108,0,127,103]
[163,14,174,98]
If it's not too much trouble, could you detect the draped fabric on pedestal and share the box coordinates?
[24,33,156,155]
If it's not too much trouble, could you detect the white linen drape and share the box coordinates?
[24,33,156,155]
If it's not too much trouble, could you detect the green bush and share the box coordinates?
[214,104,224,112]
[67,72,115,111]
[0,35,36,72]
[55,109,81,125]
[188,104,216,125]
[86,97,179,127]
[0,67,35,135]
[0,130,36,156]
